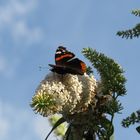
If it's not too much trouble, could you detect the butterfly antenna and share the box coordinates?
[38,66,48,71]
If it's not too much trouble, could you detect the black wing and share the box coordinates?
[49,58,86,75]
[55,46,75,65]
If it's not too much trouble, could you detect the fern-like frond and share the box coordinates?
[82,48,126,96]
[117,23,140,39]
[132,9,140,17]
[122,109,140,128]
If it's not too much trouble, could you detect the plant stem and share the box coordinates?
[70,125,83,140]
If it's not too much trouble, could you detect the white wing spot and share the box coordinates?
[56,51,62,54]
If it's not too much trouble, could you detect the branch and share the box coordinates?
[122,109,140,128]
[132,9,140,17]
[82,48,126,96]
[117,23,140,39]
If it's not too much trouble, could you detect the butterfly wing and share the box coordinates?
[49,64,68,74]
[49,46,86,75]
[49,60,86,75]
[65,58,86,75]
[55,46,75,65]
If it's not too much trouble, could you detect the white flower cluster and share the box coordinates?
[32,72,97,116]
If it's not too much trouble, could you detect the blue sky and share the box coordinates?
[0,0,140,140]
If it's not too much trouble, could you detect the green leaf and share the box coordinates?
[82,48,126,96]
[63,125,71,140]
[117,23,140,39]
[110,134,115,140]
[132,9,140,17]
[45,117,66,140]
[86,66,94,75]
[122,110,140,128]
[136,126,140,134]
[100,117,114,138]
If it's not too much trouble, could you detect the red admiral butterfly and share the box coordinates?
[49,46,86,75]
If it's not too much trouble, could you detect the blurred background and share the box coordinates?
[0,0,140,140]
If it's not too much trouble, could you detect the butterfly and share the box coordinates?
[49,46,86,75]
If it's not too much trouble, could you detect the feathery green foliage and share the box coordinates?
[122,110,140,134]
[81,48,126,140]
[82,48,126,96]
[117,9,140,39]
[117,9,140,135]
[117,24,140,39]
[122,110,140,127]
[132,9,140,17]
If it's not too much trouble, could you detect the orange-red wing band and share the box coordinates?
[80,62,86,73]
[56,54,73,61]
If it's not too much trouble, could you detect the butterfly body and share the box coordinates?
[49,46,86,75]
